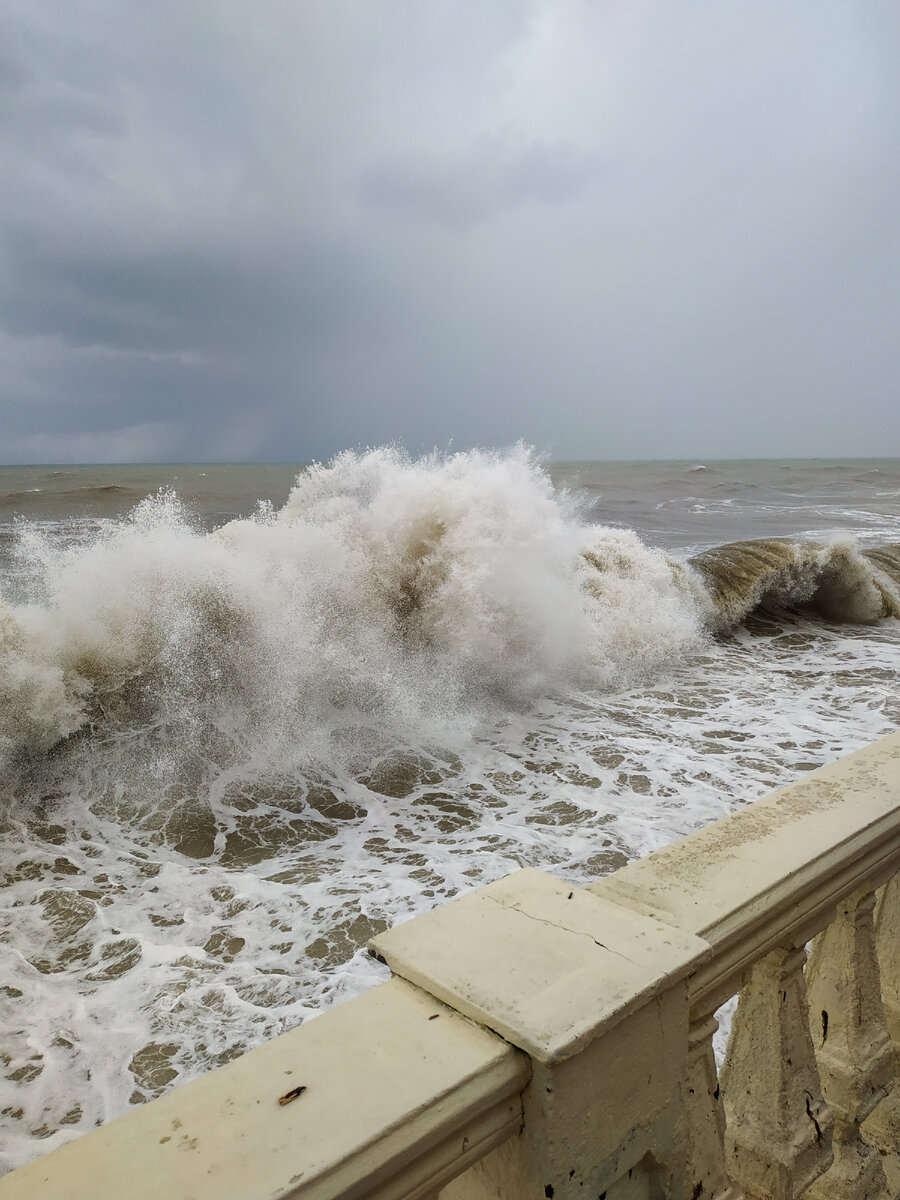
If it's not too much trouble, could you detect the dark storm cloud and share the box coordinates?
[1,0,899,463]
[2,223,380,357]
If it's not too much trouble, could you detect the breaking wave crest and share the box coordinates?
[689,537,900,629]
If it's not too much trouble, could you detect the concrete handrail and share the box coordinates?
[0,979,529,1200]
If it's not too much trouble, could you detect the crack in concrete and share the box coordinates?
[484,893,642,968]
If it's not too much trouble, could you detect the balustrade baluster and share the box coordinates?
[804,887,894,1199]
[875,876,900,1049]
[718,945,833,1200]
[684,1010,741,1199]
[866,875,900,1196]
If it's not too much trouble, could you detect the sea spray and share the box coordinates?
[0,446,705,788]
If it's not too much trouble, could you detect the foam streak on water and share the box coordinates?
[1,449,899,1173]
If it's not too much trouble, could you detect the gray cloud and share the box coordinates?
[360,137,601,230]
[1,0,899,463]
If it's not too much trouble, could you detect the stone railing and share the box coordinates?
[2,732,899,1200]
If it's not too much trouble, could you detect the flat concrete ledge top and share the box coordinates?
[370,868,710,1063]
[0,978,528,1200]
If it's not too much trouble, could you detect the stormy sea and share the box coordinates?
[1,449,899,1173]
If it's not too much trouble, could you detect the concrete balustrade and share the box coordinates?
[1,731,899,1199]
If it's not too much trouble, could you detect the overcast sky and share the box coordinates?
[2,1,899,464]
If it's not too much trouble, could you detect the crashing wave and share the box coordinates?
[688,537,900,630]
[0,446,702,775]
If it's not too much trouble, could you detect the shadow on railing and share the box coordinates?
[2,733,899,1200]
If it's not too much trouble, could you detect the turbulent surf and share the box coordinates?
[1,448,898,1174]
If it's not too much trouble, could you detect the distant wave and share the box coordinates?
[689,538,900,629]
[70,484,132,496]
[1,484,135,506]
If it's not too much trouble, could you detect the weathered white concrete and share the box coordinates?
[0,978,529,1200]
[372,869,710,1199]
[370,867,709,1064]
[869,875,900,1194]
[438,986,696,1199]
[684,1010,741,1199]
[804,889,896,1199]
[877,876,900,1048]
[721,945,833,1199]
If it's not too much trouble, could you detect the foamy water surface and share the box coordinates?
[1,449,899,1173]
